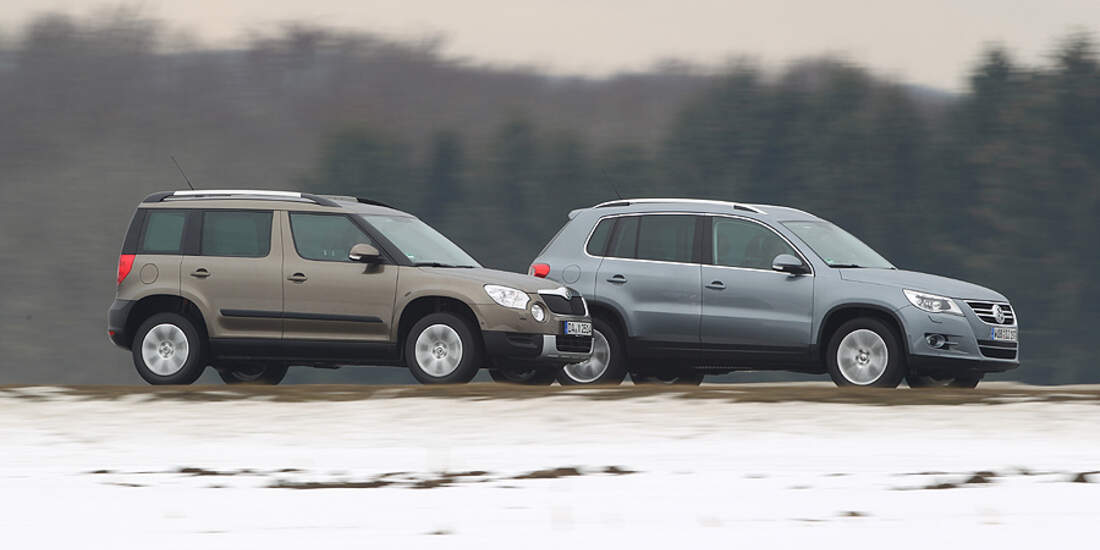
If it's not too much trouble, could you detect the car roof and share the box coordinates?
[139,190,412,216]
[575,198,822,221]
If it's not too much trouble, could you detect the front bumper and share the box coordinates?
[482,331,592,366]
[897,304,1019,376]
[107,298,134,348]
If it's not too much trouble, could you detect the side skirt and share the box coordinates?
[209,338,402,366]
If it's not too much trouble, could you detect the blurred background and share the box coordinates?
[0,2,1097,384]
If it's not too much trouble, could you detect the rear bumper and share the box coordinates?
[107,299,134,348]
[482,331,591,366]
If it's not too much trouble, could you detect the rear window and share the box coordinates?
[139,211,186,254]
[585,218,615,256]
[201,211,272,257]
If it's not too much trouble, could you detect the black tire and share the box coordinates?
[826,317,905,388]
[217,362,289,385]
[131,312,207,385]
[489,367,557,385]
[630,371,704,385]
[557,317,628,385]
[404,312,481,384]
[907,372,982,389]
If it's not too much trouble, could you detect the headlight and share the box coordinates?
[903,289,963,315]
[531,303,546,322]
[484,285,530,310]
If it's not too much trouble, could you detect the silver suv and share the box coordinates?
[530,198,1019,388]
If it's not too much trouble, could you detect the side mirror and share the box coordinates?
[348,243,382,263]
[772,254,809,275]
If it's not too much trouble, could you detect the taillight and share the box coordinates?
[530,263,550,278]
[117,254,136,285]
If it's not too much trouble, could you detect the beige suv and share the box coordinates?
[107,190,592,385]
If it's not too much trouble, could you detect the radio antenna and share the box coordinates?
[602,167,624,200]
[170,155,196,191]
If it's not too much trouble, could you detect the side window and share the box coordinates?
[201,211,272,257]
[139,211,187,254]
[289,213,373,262]
[607,216,639,258]
[585,218,615,256]
[637,215,696,263]
[712,217,798,270]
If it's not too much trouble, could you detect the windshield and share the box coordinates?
[782,221,894,269]
[359,215,480,268]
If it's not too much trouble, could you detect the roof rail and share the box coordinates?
[593,198,765,214]
[143,190,340,207]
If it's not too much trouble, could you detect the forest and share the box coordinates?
[1,11,1096,383]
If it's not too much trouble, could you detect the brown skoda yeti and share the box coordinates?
[107,190,592,385]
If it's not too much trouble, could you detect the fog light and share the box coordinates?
[926,334,946,349]
[531,304,546,322]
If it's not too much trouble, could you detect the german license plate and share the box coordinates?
[564,321,592,336]
[991,326,1017,342]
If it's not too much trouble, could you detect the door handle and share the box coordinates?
[606,274,628,284]
[287,273,308,283]
[706,280,726,290]
[189,268,211,278]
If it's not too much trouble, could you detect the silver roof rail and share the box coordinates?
[593,198,765,214]
[144,189,340,207]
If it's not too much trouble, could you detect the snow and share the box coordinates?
[1,383,1098,548]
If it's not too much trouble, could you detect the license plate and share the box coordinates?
[564,321,592,336]
[991,326,1017,342]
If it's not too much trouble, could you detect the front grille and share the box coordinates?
[966,301,1016,325]
[543,294,586,315]
[977,339,1018,360]
[556,335,592,353]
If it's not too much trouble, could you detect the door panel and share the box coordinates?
[594,214,701,352]
[179,210,283,340]
[700,216,814,354]
[282,211,399,342]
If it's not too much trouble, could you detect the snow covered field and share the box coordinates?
[1,383,1098,548]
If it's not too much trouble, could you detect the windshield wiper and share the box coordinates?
[830,263,864,268]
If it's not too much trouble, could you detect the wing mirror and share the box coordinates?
[348,243,382,263]
[772,254,810,275]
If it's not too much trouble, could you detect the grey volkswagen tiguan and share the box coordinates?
[529,198,1019,388]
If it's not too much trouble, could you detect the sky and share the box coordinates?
[1,0,1097,91]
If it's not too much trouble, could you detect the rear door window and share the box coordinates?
[139,211,187,254]
[200,210,273,257]
[636,215,696,263]
[607,216,639,259]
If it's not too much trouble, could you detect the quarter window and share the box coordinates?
[139,211,187,254]
[200,211,272,257]
[586,218,615,256]
[636,215,696,263]
[290,213,374,262]
[712,217,798,270]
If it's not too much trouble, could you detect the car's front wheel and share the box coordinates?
[557,318,627,385]
[131,312,207,385]
[218,362,289,385]
[405,312,481,384]
[826,317,905,388]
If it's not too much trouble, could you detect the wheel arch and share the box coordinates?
[125,294,209,350]
[585,299,629,343]
[396,296,484,359]
[817,303,909,362]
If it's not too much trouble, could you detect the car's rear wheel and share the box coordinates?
[826,317,905,388]
[131,312,206,385]
[218,362,289,385]
[907,372,982,388]
[489,367,556,385]
[630,371,704,385]
[405,312,481,384]
[557,318,627,385]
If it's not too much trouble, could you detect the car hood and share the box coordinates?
[838,269,1006,301]
[414,266,565,294]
